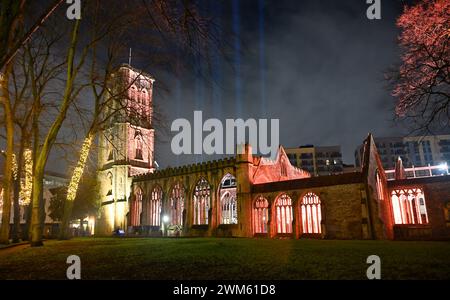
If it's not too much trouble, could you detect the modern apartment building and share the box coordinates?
[355,134,450,169]
[285,145,343,176]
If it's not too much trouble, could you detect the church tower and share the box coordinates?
[96,65,155,235]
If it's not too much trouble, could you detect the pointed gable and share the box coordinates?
[251,146,311,184]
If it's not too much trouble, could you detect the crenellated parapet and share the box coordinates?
[133,156,237,182]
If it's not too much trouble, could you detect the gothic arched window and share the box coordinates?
[170,183,185,226]
[106,172,113,197]
[391,188,428,225]
[147,186,162,226]
[219,174,237,225]
[376,170,385,201]
[141,90,147,112]
[275,194,293,234]
[193,178,211,225]
[135,133,143,160]
[131,188,143,226]
[253,195,269,234]
[130,85,137,101]
[301,192,322,234]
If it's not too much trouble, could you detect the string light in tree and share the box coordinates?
[12,153,18,180]
[66,134,94,203]
[19,149,33,206]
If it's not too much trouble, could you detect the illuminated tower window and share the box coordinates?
[275,194,293,234]
[193,178,211,225]
[391,188,429,225]
[301,192,322,234]
[253,195,269,234]
[135,134,143,160]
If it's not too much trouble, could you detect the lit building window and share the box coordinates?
[147,186,162,226]
[221,192,237,225]
[193,178,211,225]
[445,202,450,227]
[253,195,269,234]
[141,90,147,118]
[275,194,293,234]
[170,183,185,226]
[130,86,137,100]
[376,170,384,201]
[391,188,429,225]
[131,188,143,226]
[301,192,322,234]
[106,172,113,197]
[135,134,143,160]
[219,174,237,225]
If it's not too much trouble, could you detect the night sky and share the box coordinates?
[43,0,416,173]
[151,0,409,168]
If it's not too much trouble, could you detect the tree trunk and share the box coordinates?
[0,65,15,245]
[12,140,25,243]
[30,19,81,247]
[30,164,45,247]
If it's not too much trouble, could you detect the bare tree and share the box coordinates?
[58,0,219,239]
[387,0,450,133]
[0,0,65,70]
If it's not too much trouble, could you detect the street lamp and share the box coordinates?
[163,215,169,224]
[438,163,449,175]
[162,215,169,237]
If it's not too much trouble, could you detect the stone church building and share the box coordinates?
[96,65,450,240]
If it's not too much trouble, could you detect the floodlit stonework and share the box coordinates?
[96,65,155,235]
[96,65,450,240]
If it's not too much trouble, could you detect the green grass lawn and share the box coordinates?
[0,238,449,280]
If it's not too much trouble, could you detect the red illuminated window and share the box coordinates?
[131,188,143,226]
[301,192,322,234]
[148,186,162,226]
[193,178,211,225]
[376,170,385,201]
[253,196,269,234]
[275,194,293,234]
[170,183,185,226]
[391,188,429,225]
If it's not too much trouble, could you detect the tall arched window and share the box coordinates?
[253,195,269,234]
[219,174,237,225]
[106,172,113,197]
[131,188,143,226]
[193,178,211,225]
[135,134,143,160]
[275,194,293,234]
[141,89,147,118]
[148,186,162,226]
[130,85,137,100]
[170,183,185,226]
[301,192,322,234]
[376,170,385,201]
[391,188,428,225]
